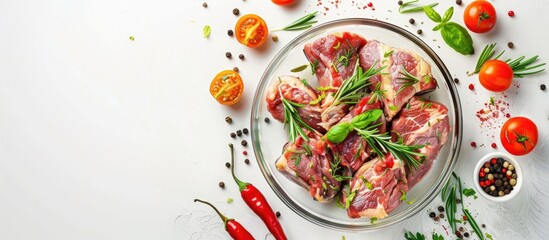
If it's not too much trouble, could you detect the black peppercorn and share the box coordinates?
[398,0,403,5]
[230,132,236,138]
[244,159,250,164]
[225,162,231,168]
[438,206,444,212]
[202,2,208,7]
[264,117,270,123]
[482,224,486,228]
[227,29,234,36]
[454,78,459,84]
[225,116,233,123]
[508,42,514,48]
[276,211,281,218]
[225,52,232,58]
[409,18,415,24]
[239,54,245,60]
[464,232,470,238]
[541,84,546,91]
[439,213,444,218]
[456,199,462,204]
[429,212,436,218]
[241,140,247,146]
[219,181,225,188]
[233,67,239,72]
[236,130,242,137]
[459,227,464,232]
[232,8,240,15]
[456,0,462,5]
[417,29,423,35]
[434,216,440,222]
[243,128,249,134]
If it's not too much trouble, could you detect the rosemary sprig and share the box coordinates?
[399,0,439,14]
[470,43,546,77]
[332,60,386,105]
[310,59,319,75]
[368,82,387,104]
[281,97,315,142]
[335,40,355,68]
[396,67,420,94]
[273,11,318,32]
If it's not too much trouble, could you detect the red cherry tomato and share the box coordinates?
[478,60,514,92]
[272,0,296,5]
[463,0,497,33]
[500,117,538,156]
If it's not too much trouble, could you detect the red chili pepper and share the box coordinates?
[194,199,255,240]
[229,144,287,240]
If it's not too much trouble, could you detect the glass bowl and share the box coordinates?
[251,18,462,231]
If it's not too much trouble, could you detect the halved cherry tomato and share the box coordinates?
[209,70,244,105]
[235,14,268,48]
[463,0,497,33]
[479,60,514,92]
[272,0,296,5]
[500,117,538,156]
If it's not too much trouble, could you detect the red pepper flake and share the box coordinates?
[463,215,468,221]
[491,143,497,148]
[243,151,248,155]
[367,2,373,7]
[470,141,477,148]
[468,84,475,90]
[508,10,515,17]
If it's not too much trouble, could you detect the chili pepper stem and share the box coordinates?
[229,143,250,191]
[194,199,230,224]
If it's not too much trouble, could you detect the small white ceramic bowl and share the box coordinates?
[473,152,523,202]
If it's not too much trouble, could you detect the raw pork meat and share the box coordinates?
[266,75,325,133]
[344,154,408,219]
[275,131,341,202]
[392,97,450,188]
[359,40,438,121]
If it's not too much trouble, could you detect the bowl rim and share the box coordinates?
[250,18,463,231]
[473,152,523,202]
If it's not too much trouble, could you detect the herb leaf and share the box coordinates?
[281,97,315,142]
[310,59,319,75]
[399,1,439,14]
[442,7,454,23]
[424,6,442,22]
[203,25,211,38]
[345,190,357,209]
[350,109,383,129]
[432,233,444,240]
[463,188,478,199]
[404,231,426,240]
[275,11,318,32]
[291,64,309,73]
[440,22,474,55]
[400,191,415,205]
[325,122,353,143]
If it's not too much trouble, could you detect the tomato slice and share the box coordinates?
[478,60,514,92]
[210,70,244,105]
[500,117,538,156]
[235,14,268,48]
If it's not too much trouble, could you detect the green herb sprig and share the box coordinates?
[424,6,474,55]
[399,0,439,14]
[332,60,386,106]
[470,43,546,77]
[273,11,318,32]
[396,67,420,94]
[442,172,484,240]
[281,97,315,142]
[325,110,425,170]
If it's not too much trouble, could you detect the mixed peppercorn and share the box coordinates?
[478,157,518,197]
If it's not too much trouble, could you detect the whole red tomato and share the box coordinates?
[272,0,296,5]
[500,117,538,156]
[463,0,497,33]
[479,60,514,92]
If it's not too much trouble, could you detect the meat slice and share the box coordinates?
[344,154,408,219]
[304,32,367,89]
[275,132,341,202]
[359,40,438,121]
[392,97,450,188]
[266,75,324,133]
[330,94,387,173]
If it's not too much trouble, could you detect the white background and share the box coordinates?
[1,0,549,239]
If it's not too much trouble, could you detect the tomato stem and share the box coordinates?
[477,11,491,27]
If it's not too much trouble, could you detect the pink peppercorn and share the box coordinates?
[469,84,475,90]
[243,151,248,155]
[508,11,515,17]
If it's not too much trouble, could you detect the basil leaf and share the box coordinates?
[440,22,475,55]
[442,7,454,23]
[326,122,353,143]
[424,6,442,23]
[433,23,444,31]
[350,109,383,129]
